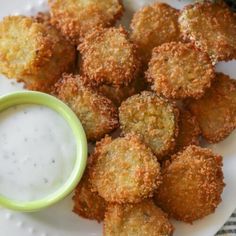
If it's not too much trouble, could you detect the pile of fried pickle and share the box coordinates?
[0,0,236,235]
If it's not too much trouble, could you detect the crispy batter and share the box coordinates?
[130,2,181,65]
[97,76,146,107]
[104,199,174,236]
[79,27,141,87]
[89,134,161,203]
[154,145,225,223]
[179,1,236,63]
[48,0,124,44]
[119,91,179,160]
[174,109,200,152]
[0,16,75,92]
[146,42,215,99]
[34,12,51,25]
[54,74,119,141]
[187,73,236,143]
[73,169,107,222]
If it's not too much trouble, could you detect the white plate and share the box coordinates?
[0,0,236,236]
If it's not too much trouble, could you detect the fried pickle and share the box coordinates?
[48,0,124,44]
[146,42,214,99]
[175,109,200,152]
[73,170,107,222]
[0,16,75,92]
[79,27,141,87]
[187,72,236,143]
[119,91,179,160]
[130,2,181,65]
[104,199,174,236]
[154,145,225,223]
[97,76,146,107]
[179,1,236,63]
[89,134,161,203]
[54,74,119,141]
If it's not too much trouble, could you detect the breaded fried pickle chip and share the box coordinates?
[131,2,181,64]
[175,109,200,152]
[73,170,107,222]
[79,27,140,87]
[0,16,75,92]
[97,76,146,107]
[89,134,161,203]
[187,73,236,143]
[48,0,124,43]
[104,200,174,236]
[119,91,179,160]
[54,74,119,141]
[146,42,214,99]
[154,145,224,223]
[179,1,236,63]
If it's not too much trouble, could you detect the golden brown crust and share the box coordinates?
[179,1,236,63]
[104,199,174,236]
[97,76,146,107]
[154,145,225,223]
[48,0,124,44]
[174,109,201,152]
[79,26,141,87]
[146,42,215,99]
[54,74,119,141]
[186,72,236,143]
[0,15,75,92]
[119,91,179,160]
[131,2,181,65]
[72,170,107,222]
[89,134,162,203]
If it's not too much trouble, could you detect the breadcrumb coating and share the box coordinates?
[79,27,141,87]
[73,170,107,222]
[146,42,215,99]
[154,145,225,223]
[179,1,236,63]
[0,16,75,92]
[119,91,179,160]
[48,0,124,44]
[97,76,146,107]
[187,73,236,143]
[131,2,181,65]
[104,199,174,236]
[54,74,119,141]
[89,134,162,203]
[175,109,200,152]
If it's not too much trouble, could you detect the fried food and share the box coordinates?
[48,0,124,44]
[104,199,174,236]
[73,170,107,222]
[130,2,181,65]
[34,12,51,25]
[97,76,146,107]
[89,134,161,203]
[54,74,119,141]
[146,42,214,99]
[187,73,236,143]
[179,1,236,63]
[175,109,200,152]
[154,145,224,223]
[0,16,75,92]
[119,91,179,160]
[79,27,141,87]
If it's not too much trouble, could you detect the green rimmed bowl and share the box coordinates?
[0,91,87,212]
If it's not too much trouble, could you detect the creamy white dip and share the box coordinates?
[0,104,76,202]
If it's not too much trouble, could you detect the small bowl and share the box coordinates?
[0,91,87,212]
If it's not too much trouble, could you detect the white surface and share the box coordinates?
[0,0,235,236]
[0,104,76,201]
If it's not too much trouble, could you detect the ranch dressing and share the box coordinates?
[0,104,76,202]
